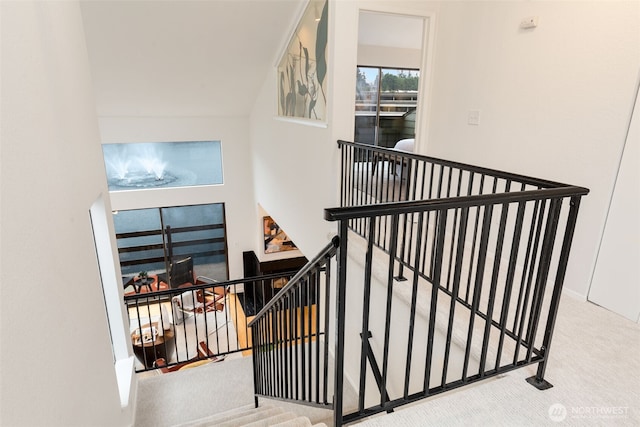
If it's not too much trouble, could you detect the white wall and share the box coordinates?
[329,0,640,299]
[98,117,256,280]
[249,68,338,257]
[321,1,640,405]
[0,2,131,425]
[357,44,422,69]
[258,0,431,255]
[424,1,639,297]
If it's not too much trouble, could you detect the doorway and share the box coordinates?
[355,11,426,148]
[588,81,640,322]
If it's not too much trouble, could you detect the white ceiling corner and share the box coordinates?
[80,0,300,117]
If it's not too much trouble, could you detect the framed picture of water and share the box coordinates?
[102,141,222,191]
[276,0,328,123]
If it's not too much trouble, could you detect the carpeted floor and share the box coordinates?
[134,294,639,426]
[352,161,410,203]
[135,355,255,427]
[354,294,640,426]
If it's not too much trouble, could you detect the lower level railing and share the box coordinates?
[125,271,298,373]
[248,238,339,409]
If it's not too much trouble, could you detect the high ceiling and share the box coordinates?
[80,0,301,117]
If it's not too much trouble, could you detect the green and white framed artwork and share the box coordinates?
[277,0,328,122]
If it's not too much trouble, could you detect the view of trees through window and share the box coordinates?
[355,67,419,148]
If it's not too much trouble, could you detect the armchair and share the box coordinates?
[158,257,195,289]
[371,138,415,176]
[171,288,225,325]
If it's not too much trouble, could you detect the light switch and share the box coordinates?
[520,16,539,29]
[468,110,480,126]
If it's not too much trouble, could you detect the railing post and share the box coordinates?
[252,324,260,408]
[358,218,376,412]
[333,220,349,427]
[525,198,562,366]
[527,196,583,390]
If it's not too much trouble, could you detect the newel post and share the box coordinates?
[333,220,349,427]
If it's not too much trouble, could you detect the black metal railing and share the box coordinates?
[249,140,588,426]
[338,139,586,281]
[248,237,339,409]
[324,140,588,425]
[126,272,298,373]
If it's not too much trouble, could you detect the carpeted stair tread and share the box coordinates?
[172,404,322,427]
[175,405,278,427]
[243,411,298,426]
[269,416,313,427]
[215,407,285,427]
[189,404,257,426]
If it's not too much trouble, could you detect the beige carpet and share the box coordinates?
[135,356,255,427]
[351,161,410,204]
[354,294,640,426]
[134,290,639,426]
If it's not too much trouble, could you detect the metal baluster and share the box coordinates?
[514,199,546,364]
[462,204,493,380]
[495,201,526,369]
[358,218,376,412]
[525,198,562,363]
[480,201,510,377]
[381,214,400,407]
[423,209,448,393]
[441,207,469,387]
[528,196,582,388]
[404,211,425,398]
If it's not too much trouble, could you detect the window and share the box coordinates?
[102,141,223,191]
[114,203,229,284]
[355,67,419,148]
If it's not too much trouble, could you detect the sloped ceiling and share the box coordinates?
[80,0,301,117]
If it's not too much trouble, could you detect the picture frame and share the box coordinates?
[276,0,328,122]
[263,216,298,254]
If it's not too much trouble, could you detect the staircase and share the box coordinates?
[176,404,328,427]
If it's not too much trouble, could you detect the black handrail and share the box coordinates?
[248,236,340,326]
[338,140,574,189]
[249,236,339,410]
[326,186,589,221]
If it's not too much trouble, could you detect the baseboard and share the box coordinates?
[561,288,587,302]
